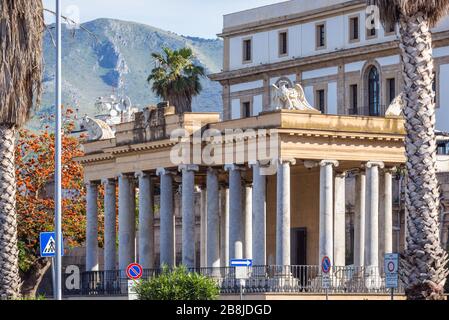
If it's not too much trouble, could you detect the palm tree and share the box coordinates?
[147,47,205,114]
[0,0,44,298]
[369,0,449,300]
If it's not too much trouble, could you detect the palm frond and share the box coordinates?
[369,0,449,27]
[0,0,45,127]
[147,46,206,112]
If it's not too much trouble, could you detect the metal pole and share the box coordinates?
[54,0,63,301]
[51,258,56,299]
[391,288,394,301]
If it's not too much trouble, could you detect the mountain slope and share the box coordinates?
[35,18,223,128]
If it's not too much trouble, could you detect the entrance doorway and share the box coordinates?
[291,228,307,266]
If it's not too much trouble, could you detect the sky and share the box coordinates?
[43,0,286,39]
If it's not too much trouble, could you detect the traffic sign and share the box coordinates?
[126,263,143,280]
[128,280,139,300]
[321,256,332,274]
[230,259,253,267]
[322,274,331,289]
[384,253,399,289]
[40,232,64,258]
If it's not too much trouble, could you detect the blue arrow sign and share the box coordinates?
[230,259,253,267]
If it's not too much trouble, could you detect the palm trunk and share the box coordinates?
[0,126,21,299]
[399,13,449,300]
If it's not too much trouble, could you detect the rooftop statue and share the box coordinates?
[272,81,318,112]
[385,93,404,117]
[95,95,139,125]
[81,116,115,141]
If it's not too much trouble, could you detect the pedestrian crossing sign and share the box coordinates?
[40,232,64,258]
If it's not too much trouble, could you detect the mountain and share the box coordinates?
[34,18,223,129]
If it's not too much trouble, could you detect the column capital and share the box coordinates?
[276,158,296,166]
[319,160,339,168]
[207,167,219,175]
[382,167,397,174]
[101,178,116,186]
[224,164,246,172]
[248,159,271,168]
[117,173,134,180]
[365,161,385,169]
[335,171,347,178]
[135,171,152,179]
[85,181,100,188]
[156,168,177,177]
[178,164,199,173]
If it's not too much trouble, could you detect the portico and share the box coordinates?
[77,106,405,284]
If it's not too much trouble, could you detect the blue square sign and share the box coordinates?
[40,232,64,258]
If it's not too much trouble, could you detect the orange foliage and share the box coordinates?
[16,108,104,271]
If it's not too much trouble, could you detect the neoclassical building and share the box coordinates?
[76,103,406,279]
[209,0,449,132]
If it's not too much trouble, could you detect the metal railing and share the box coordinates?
[74,265,404,297]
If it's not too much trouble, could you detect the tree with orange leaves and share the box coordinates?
[16,108,104,297]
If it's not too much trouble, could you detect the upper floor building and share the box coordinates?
[210,0,449,132]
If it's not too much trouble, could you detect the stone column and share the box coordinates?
[219,185,230,267]
[86,182,99,271]
[319,160,339,265]
[129,178,137,262]
[102,179,116,271]
[276,159,295,266]
[207,168,220,269]
[365,162,384,268]
[179,165,198,268]
[200,187,207,268]
[334,171,346,267]
[136,171,154,270]
[118,174,135,271]
[244,183,253,260]
[157,168,175,267]
[225,165,244,260]
[251,162,267,266]
[383,168,394,255]
[354,171,366,267]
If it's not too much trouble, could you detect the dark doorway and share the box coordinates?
[291,228,307,265]
[291,228,307,288]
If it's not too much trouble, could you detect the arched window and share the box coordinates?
[368,66,380,116]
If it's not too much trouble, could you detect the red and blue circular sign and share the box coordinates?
[126,263,143,280]
[321,256,332,274]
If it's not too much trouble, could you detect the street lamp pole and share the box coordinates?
[54,0,63,301]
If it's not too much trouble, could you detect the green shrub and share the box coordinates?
[135,265,220,300]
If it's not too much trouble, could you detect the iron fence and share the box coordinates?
[74,265,404,297]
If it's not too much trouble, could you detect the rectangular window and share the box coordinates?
[316,23,326,49]
[349,17,359,41]
[350,84,358,114]
[243,39,252,63]
[387,78,396,105]
[367,17,377,38]
[433,72,437,105]
[279,31,288,56]
[242,101,251,118]
[316,89,326,113]
[385,22,396,35]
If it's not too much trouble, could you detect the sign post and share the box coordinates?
[40,232,64,300]
[384,253,399,301]
[321,256,332,301]
[231,259,252,301]
[126,263,143,300]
